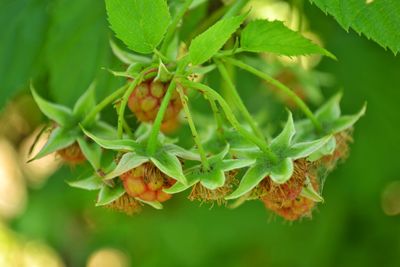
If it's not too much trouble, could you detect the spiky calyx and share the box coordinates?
[127,79,183,133]
[57,142,85,164]
[321,129,353,171]
[188,171,239,206]
[106,194,142,215]
[260,160,320,221]
[120,163,176,203]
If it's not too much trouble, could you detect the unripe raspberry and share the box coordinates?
[127,79,183,133]
[120,163,176,203]
[57,142,85,164]
[320,129,353,171]
[106,194,142,215]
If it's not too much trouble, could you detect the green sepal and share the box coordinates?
[327,103,367,133]
[31,85,73,127]
[96,182,125,206]
[271,111,295,152]
[225,160,271,200]
[196,169,225,190]
[220,158,256,172]
[104,152,149,180]
[30,127,78,161]
[300,176,324,202]
[67,175,103,191]
[82,128,139,151]
[286,136,331,160]
[73,82,97,124]
[110,39,151,64]
[164,144,201,161]
[308,137,336,162]
[77,137,102,170]
[163,176,199,194]
[315,92,342,122]
[154,60,173,83]
[270,157,294,184]
[150,150,187,185]
[137,199,163,210]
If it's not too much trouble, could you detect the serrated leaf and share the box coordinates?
[150,151,187,184]
[105,0,171,54]
[104,152,149,180]
[310,0,400,54]
[226,162,270,200]
[163,144,201,161]
[77,137,102,170]
[189,13,247,65]
[287,136,331,160]
[96,183,125,206]
[31,86,73,126]
[73,82,97,122]
[67,175,103,191]
[270,158,294,184]
[240,20,335,59]
[31,127,77,160]
[82,128,139,151]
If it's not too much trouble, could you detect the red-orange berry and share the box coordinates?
[127,79,183,133]
[57,142,85,164]
[120,163,176,203]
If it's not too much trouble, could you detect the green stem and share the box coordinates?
[117,73,145,138]
[223,0,249,18]
[160,0,193,55]
[181,79,277,162]
[223,57,323,131]
[82,84,128,126]
[177,86,210,170]
[207,95,225,141]
[215,59,265,140]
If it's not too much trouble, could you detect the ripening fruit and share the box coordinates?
[57,142,85,164]
[260,160,320,221]
[320,130,353,171]
[120,163,176,203]
[106,194,142,215]
[127,79,183,133]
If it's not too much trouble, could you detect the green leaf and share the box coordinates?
[46,0,109,106]
[226,162,270,200]
[287,136,331,160]
[67,175,103,191]
[73,82,97,122]
[150,151,187,184]
[105,0,171,54]
[240,20,335,59]
[137,199,163,210]
[96,183,125,206]
[82,128,139,151]
[31,127,77,160]
[270,158,294,184]
[310,0,400,54]
[308,136,336,162]
[31,86,73,126]
[189,13,247,65]
[104,152,149,180]
[163,177,199,194]
[77,137,102,170]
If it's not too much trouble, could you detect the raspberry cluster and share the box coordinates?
[120,163,176,203]
[128,80,183,133]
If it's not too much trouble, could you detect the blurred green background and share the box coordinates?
[1,0,399,266]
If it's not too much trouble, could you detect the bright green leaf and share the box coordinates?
[240,20,335,59]
[189,13,247,65]
[104,152,149,180]
[105,0,171,54]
